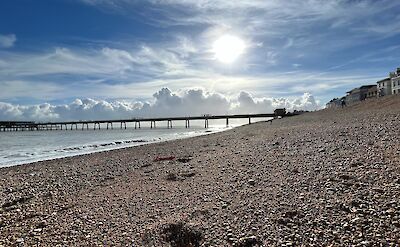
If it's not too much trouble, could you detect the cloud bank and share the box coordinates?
[0,88,320,121]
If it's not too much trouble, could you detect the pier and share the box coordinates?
[0,112,293,132]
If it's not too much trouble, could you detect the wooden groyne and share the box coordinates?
[0,112,296,132]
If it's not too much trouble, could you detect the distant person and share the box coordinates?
[341,99,346,108]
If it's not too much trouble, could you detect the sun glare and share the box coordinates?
[212,35,245,63]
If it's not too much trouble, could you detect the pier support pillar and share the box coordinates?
[185,119,190,128]
[135,121,141,129]
[82,123,89,130]
[204,119,209,128]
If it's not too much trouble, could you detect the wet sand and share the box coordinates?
[1,96,400,246]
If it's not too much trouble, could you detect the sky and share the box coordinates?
[1,0,400,120]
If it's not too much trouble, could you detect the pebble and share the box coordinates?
[248,179,256,186]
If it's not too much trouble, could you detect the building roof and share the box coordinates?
[377,77,390,83]
[359,85,376,89]
[346,85,376,94]
[346,88,360,94]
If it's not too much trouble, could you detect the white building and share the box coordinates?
[377,77,391,97]
[391,68,400,95]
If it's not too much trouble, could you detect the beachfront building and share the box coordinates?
[366,85,377,99]
[377,78,391,97]
[345,85,376,105]
[326,98,342,108]
[390,68,400,95]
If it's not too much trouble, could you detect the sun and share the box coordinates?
[212,35,246,63]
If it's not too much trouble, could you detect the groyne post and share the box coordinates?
[226,117,229,127]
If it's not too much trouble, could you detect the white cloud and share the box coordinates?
[0,44,190,83]
[0,34,16,48]
[0,88,321,121]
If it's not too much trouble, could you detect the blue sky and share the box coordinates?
[1,0,400,120]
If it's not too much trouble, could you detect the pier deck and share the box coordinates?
[0,112,294,131]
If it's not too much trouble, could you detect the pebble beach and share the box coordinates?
[1,96,400,246]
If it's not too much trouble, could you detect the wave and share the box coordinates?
[0,126,231,168]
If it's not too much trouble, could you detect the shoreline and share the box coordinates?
[1,97,400,246]
[0,125,233,169]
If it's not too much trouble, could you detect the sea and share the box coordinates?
[0,118,267,168]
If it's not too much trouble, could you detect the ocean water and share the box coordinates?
[0,119,268,168]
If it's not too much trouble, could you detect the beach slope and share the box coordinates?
[1,96,400,246]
